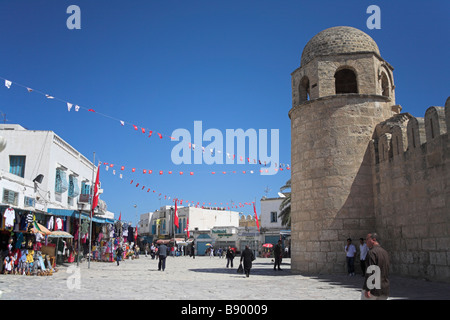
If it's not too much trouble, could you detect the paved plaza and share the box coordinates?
[1,255,449,300]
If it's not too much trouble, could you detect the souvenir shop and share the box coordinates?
[48,209,140,263]
[2,205,139,275]
[0,205,61,276]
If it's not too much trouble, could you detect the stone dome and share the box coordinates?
[300,26,380,66]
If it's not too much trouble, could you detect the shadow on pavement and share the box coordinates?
[189,259,293,277]
[291,273,450,300]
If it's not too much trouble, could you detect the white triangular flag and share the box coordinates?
[120,121,124,126]
[45,94,54,99]
[67,103,73,112]
[5,80,11,89]
[75,105,80,112]
[27,88,33,92]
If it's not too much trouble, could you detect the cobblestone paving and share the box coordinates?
[1,256,449,300]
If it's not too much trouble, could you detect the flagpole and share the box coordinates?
[88,152,95,269]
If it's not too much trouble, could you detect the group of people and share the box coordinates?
[114,243,140,266]
[345,233,390,300]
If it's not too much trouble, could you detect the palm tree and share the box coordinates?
[278,179,291,227]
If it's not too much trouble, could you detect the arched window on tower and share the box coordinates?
[381,72,390,97]
[299,76,310,102]
[334,68,358,94]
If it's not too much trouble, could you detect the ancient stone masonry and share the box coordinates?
[289,26,449,282]
[370,98,450,282]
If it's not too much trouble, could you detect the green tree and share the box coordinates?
[278,179,291,227]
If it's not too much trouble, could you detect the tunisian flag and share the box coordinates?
[91,165,100,217]
[185,218,190,238]
[174,199,179,229]
[253,202,260,231]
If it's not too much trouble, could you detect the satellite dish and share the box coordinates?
[278,192,286,198]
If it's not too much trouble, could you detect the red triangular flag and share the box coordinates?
[174,199,179,229]
[253,202,260,232]
[91,165,100,217]
[157,132,162,139]
[186,218,190,238]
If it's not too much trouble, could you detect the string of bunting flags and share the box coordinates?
[102,161,290,176]
[3,76,283,221]
[1,76,290,169]
[100,162,257,212]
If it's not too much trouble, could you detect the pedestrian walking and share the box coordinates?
[345,238,356,276]
[273,240,283,271]
[359,237,369,276]
[158,243,167,271]
[210,247,214,258]
[144,243,149,257]
[362,233,390,300]
[226,246,235,268]
[116,245,123,266]
[240,245,255,277]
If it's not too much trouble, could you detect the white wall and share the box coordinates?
[260,197,284,230]
[0,124,106,215]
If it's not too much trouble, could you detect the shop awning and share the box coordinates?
[47,208,116,224]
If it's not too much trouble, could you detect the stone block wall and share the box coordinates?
[289,94,395,274]
[370,99,450,282]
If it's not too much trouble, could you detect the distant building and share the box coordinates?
[138,205,241,253]
[260,196,290,245]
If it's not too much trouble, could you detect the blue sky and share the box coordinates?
[0,1,448,225]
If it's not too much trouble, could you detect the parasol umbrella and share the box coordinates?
[48,231,73,265]
[31,222,51,235]
[205,243,212,246]
[48,231,74,238]
[262,243,273,248]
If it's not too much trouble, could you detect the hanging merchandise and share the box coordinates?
[47,216,54,231]
[55,217,63,231]
[3,207,15,228]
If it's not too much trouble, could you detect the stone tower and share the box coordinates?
[289,26,399,273]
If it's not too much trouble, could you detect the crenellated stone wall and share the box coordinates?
[370,98,450,282]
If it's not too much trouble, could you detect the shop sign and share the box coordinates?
[212,229,227,233]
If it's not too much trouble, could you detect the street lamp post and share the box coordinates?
[77,202,85,267]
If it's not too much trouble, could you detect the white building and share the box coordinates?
[0,124,114,230]
[260,196,290,244]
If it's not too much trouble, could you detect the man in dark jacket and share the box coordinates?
[273,240,283,271]
[240,245,254,277]
[116,246,123,266]
[362,233,390,300]
[158,243,167,271]
[226,246,235,268]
